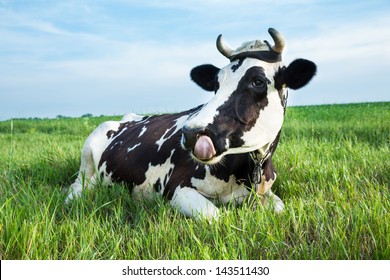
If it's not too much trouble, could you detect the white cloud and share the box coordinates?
[286,15,390,63]
[284,13,390,106]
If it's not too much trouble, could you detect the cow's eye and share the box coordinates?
[252,79,265,88]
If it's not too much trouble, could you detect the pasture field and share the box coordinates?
[0,102,389,260]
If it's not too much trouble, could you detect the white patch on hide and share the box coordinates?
[132,150,175,199]
[121,113,144,122]
[240,87,284,151]
[155,115,188,151]
[110,140,123,150]
[191,166,250,205]
[138,126,147,138]
[98,161,114,185]
[127,143,141,153]
[84,121,121,171]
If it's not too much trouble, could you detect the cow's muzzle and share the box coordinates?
[182,126,217,162]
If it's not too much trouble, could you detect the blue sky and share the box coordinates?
[1,0,389,120]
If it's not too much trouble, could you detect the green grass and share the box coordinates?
[0,102,389,259]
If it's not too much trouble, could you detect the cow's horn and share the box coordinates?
[268,28,285,54]
[216,34,234,58]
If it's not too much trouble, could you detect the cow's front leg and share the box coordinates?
[170,187,219,220]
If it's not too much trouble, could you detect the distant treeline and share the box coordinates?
[57,114,95,119]
[8,113,103,121]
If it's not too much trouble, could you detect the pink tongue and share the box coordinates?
[194,135,216,160]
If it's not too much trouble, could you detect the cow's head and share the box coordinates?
[182,28,316,164]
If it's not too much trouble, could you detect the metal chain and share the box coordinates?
[282,89,289,114]
[250,144,272,188]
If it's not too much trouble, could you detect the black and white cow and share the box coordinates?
[67,28,316,219]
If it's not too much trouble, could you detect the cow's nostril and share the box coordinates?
[182,126,206,150]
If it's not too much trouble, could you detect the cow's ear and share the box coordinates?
[278,59,317,90]
[190,64,220,92]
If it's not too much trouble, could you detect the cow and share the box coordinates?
[66,27,316,220]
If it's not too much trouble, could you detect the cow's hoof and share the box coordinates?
[272,196,285,213]
[194,207,220,222]
[65,183,83,204]
[256,191,285,213]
